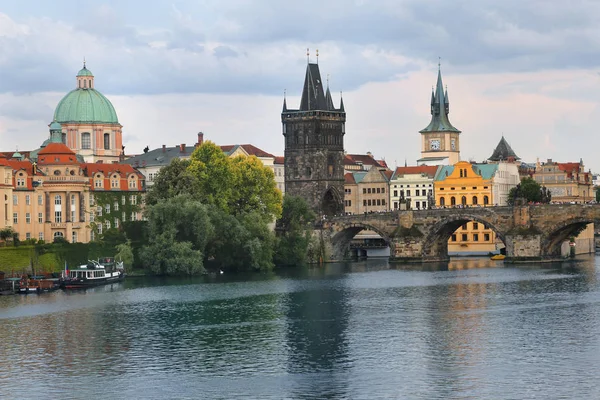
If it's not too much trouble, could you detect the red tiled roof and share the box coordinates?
[83,163,143,178]
[382,170,393,181]
[344,172,356,184]
[38,143,76,155]
[393,165,439,178]
[274,156,284,164]
[37,143,79,165]
[377,159,389,169]
[344,154,382,167]
[7,160,35,175]
[220,144,275,158]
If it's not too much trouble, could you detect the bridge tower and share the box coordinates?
[418,64,461,166]
[282,57,345,215]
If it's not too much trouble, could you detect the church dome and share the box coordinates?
[53,63,119,124]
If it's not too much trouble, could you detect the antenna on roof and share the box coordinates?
[306,48,310,64]
[316,48,319,64]
[83,57,86,68]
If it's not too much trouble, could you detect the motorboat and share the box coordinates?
[60,257,124,289]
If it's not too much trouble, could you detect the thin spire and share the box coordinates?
[306,48,309,64]
[83,57,86,68]
[404,158,407,167]
[339,91,345,112]
[282,89,287,112]
[438,56,441,71]
[316,49,319,64]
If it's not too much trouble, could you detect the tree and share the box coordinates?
[146,158,200,205]
[596,187,600,203]
[275,196,317,266]
[230,155,282,219]
[508,177,545,205]
[115,240,134,273]
[142,195,213,275]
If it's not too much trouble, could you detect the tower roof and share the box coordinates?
[77,66,94,77]
[488,136,520,161]
[420,68,460,133]
[300,63,327,111]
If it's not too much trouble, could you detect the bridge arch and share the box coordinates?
[541,217,594,258]
[330,222,393,260]
[420,214,506,261]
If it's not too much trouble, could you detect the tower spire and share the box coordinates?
[306,48,310,64]
[282,89,287,112]
[339,91,345,112]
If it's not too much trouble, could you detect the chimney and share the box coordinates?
[162,145,166,153]
[197,132,204,147]
[180,144,186,153]
[367,151,372,157]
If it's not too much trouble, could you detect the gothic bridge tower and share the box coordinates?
[282,60,345,216]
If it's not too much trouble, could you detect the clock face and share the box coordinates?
[451,139,456,150]
[430,139,440,150]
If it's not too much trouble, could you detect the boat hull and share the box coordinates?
[60,274,124,289]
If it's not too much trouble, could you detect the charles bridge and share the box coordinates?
[318,204,600,262]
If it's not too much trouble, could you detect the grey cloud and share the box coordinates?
[213,46,238,58]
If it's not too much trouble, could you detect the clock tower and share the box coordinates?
[417,66,461,166]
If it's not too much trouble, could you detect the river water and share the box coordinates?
[2,256,600,399]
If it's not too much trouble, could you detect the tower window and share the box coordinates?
[104,133,110,150]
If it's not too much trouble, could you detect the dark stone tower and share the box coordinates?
[282,62,345,216]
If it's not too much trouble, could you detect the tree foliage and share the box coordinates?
[142,195,212,275]
[146,158,199,205]
[507,177,551,205]
[115,240,134,273]
[274,196,316,266]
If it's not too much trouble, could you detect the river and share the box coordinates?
[1,256,600,399]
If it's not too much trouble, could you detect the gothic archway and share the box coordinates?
[321,187,343,217]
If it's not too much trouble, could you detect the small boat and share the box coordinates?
[17,276,59,294]
[60,257,125,289]
[490,254,506,260]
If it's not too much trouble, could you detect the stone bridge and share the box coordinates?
[318,204,600,262]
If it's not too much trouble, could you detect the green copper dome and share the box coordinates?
[77,66,94,77]
[54,88,119,124]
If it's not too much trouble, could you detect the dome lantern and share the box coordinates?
[76,60,94,89]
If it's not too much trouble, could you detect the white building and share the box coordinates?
[389,165,439,210]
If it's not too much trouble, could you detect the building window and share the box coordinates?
[104,133,110,150]
[407,190,411,197]
[114,218,119,229]
[71,210,76,223]
[114,202,119,211]
[130,195,137,205]
[13,213,17,223]
[472,196,478,205]
[38,195,43,205]
[111,177,119,188]
[17,178,25,187]
[105,204,110,214]
[26,233,31,240]
[440,197,445,206]
[461,234,468,241]
[473,234,479,242]
[13,195,17,205]
[105,220,111,230]
[461,196,467,206]
[25,195,30,205]
[54,211,62,223]
[97,206,102,217]
[38,213,43,223]
[363,200,367,206]
[382,188,385,193]
[451,197,456,206]
[129,179,137,189]
[55,195,61,206]
[473,222,479,230]
[483,195,489,205]
[367,188,371,194]
[122,196,126,205]
[98,223,103,235]
[394,190,398,197]
[484,233,490,241]
[131,212,136,221]
[71,194,76,206]
[26,213,30,224]
[39,232,44,241]
[451,234,457,242]
[81,132,91,149]
[72,231,77,243]
[95,179,103,188]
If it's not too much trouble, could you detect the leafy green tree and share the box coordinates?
[142,195,213,275]
[596,188,600,203]
[275,195,316,266]
[230,155,282,219]
[188,141,235,213]
[508,177,548,205]
[146,158,200,205]
[115,240,134,273]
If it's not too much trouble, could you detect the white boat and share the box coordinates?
[60,257,124,289]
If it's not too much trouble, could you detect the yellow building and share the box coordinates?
[434,161,499,255]
[0,158,13,230]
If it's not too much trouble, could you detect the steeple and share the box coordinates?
[339,91,345,112]
[419,67,460,133]
[282,90,287,112]
[299,63,327,111]
[76,61,95,89]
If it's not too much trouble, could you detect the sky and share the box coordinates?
[1,0,600,171]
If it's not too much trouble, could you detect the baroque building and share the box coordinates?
[282,61,345,215]
[418,67,461,166]
[389,165,438,210]
[41,63,123,164]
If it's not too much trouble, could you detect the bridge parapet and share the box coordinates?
[317,204,600,262]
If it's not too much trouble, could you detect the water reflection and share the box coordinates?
[2,256,600,399]
[284,264,350,399]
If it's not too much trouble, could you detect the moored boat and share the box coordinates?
[60,257,125,289]
[490,254,506,260]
